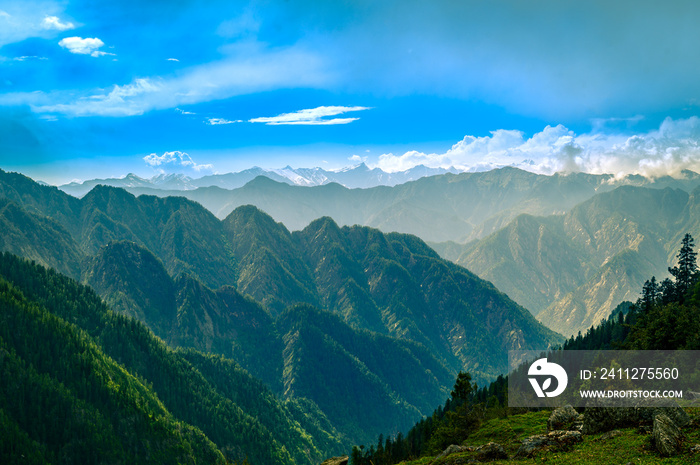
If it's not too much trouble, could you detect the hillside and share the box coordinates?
[0,168,562,445]
[452,186,699,336]
[353,245,700,465]
[0,251,344,465]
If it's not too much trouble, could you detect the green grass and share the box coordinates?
[466,410,550,446]
[399,409,700,465]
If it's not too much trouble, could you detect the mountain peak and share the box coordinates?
[304,216,342,235]
[223,204,284,231]
[243,175,286,188]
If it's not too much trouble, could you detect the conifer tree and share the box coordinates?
[639,276,659,312]
[450,371,474,403]
[669,233,698,299]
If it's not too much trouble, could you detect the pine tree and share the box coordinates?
[639,276,659,312]
[450,371,474,403]
[659,278,676,304]
[669,233,698,299]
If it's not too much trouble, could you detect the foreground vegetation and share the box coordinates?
[408,408,700,465]
[354,234,700,465]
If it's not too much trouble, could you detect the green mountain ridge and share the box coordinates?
[0,168,562,447]
[0,251,344,464]
[82,239,285,391]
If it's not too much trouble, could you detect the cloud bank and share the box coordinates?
[375,117,700,178]
[143,151,213,172]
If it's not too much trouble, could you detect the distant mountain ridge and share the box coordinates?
[448,185,700,337]
[59,163,458,197]
[112,167,700,244]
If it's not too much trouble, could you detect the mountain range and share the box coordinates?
[11,165,700,338]
[59,163,457,197]
[0,168,561,446]
[5,162,700,463]
[441,185,700,337]
[66,167,699,338]
[69,167,700,245]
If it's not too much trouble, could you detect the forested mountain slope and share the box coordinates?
[0,251,344,465]
[0,168,562,445]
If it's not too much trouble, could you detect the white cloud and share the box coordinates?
[143,151,213,172]
[22,44,330,116]
[206,117,241,125]
[13,56,48,61]
[249,106,370,125]
[42,15,74,31]
[374,117,700,178]
[58,37,114,57]
[176,108,196,115]
[348,154,367,163]
[167,58,179,62]
[33,78,160,116]
[0,2,70,48]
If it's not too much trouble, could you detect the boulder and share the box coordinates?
[548,405,579,431]
[653,414,683,457]
[514,430,582,458]
[435,444,468,460]
[638,403,690,428]
[474,442,508,462]
[321,456,348,465]
[597,429,623,441]
[582,399,689,434]
[515,435,551,458]
[551,430,584,448]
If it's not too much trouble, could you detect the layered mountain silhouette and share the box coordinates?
[50,165,700,339]
[59,163,456,197]
[9,166,700,339]
[0,168,561,445]
[82,167,700,244]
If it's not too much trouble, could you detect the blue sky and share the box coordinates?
[3,0,700,184]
